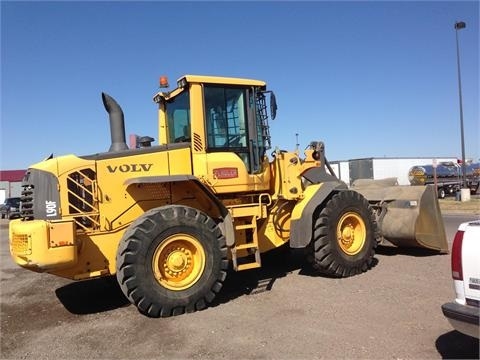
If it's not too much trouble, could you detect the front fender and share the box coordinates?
[289,181,347,248]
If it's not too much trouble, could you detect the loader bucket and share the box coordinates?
[351,178,448,253]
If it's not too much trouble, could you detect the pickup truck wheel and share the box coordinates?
[116,205,228,317]
[310,190,377,277]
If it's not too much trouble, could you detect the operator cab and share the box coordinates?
[153,75,277,193]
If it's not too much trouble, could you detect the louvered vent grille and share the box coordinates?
[66,169,100,231]
[193,132,203,152]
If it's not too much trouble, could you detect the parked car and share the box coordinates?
[0,197,21,219]
[441,220,480,338]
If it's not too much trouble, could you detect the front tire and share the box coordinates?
[309,190,377,277]
[116,205,228,317]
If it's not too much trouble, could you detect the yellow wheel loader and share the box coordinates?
[9,75,448,317]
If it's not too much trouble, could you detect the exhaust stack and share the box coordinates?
[102,92,128,152]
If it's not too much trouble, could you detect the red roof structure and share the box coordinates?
[0,170,27,182]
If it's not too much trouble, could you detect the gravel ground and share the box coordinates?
[1,214,479,360]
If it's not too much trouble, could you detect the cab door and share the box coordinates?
[203,85,270,194]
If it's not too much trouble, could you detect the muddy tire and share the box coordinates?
[116,205,228,317]
[309,190,377,277]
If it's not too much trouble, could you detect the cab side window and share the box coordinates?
[166,91,190,143]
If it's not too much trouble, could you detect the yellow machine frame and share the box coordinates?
[9,74,447,318]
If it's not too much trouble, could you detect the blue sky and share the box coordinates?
[1,1,479,170]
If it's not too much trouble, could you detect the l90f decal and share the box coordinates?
[46,201,57,217]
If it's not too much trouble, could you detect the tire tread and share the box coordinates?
[309,191,378,278]
[116,205,228,317]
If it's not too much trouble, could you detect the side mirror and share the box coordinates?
[270,92,277,120]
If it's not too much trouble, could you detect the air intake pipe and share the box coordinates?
[102,92,128,152]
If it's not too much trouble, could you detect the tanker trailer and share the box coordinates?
[409,162,479,198]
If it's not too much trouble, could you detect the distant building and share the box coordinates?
[0,170,26,203]
[329,157,458,186]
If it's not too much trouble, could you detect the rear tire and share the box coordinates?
[116,205,228,317]
[309,190,377,277]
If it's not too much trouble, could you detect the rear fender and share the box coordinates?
[290,181,347,248]
[124,175,235,246]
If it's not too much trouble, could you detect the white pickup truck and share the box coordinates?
[441,220,480,338]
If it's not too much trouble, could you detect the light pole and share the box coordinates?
[454,21,467,189]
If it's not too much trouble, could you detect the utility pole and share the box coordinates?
[454,20,467,189]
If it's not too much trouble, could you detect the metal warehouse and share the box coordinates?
[0,170,26,203]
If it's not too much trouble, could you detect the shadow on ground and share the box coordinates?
[376,244,449,257]
[54,247,306,315]
[55,275,130,314]
[54,244,438,316]
[212,246,305,307]
[436,330,479,359]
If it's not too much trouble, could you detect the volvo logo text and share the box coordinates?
[107,164,153,173]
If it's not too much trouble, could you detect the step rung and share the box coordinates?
[235,224,256,230]
[235,243,259,251]
[237,262,261,271]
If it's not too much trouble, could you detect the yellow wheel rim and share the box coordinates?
[152,234,206,291]
[336,212,366,256]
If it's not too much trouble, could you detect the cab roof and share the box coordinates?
[179,74,266,88]
[153,74,267,103]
